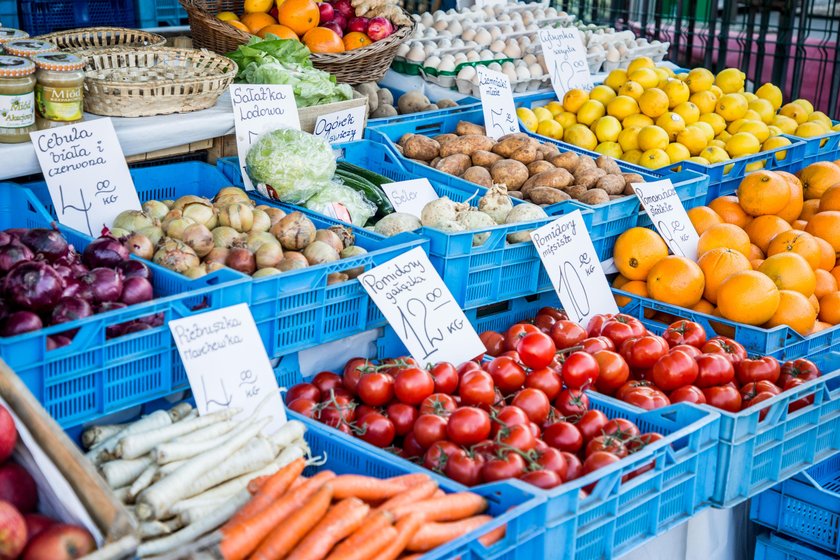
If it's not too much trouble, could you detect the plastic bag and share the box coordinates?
[304,182,376,227]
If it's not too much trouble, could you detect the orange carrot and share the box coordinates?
[247,475,271,495]
[248,483,334,560]
[330,475,413,502]
[478,524,506,547]
[286,498,370,560]
[389,493,487,522]
[324,511,397,560]
[377,480,438,512]
[384,473,430,489]
[376,513,424,560]
[229,457,306,523]
[432,489,446,498]
[406,515,493,552]
[220,471,335,560]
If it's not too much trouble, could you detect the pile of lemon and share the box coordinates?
[517,56,840,171]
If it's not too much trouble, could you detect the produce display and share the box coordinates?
[352,83,458,119]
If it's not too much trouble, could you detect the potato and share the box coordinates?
[563,185,588,199]
[463,166,493,188]
[456,121,486,136]
[398,133,415,147]
[596,174,626,195]
[440,134,496,157]
[578,189,610,205]
[492,136,532,158]
[438,99,458,108]
[537,144,561,161]
[522,168,574,190]
[596,155,622,175]
[430,157,441,168]
[508,190,523,199]
[434,133,459,146]
[435,154,472,176]
[490,160,529,189]
[609,195,624,200]
[371,104,398,118]
[573,168,605,189]
[511,144,538,164]
[527,161,555,175]
[528,187,571,205]
[398,90,432,114]
[550,152,580,172]
[497,132,530,142]
[472,150,503,168]
[403,135,440,161]
[622,172,645,185]
[577,155,597,170]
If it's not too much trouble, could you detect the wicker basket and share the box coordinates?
[33,27,167,52]
[82,47,237,117]
[180,0,414,84]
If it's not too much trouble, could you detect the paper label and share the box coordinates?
[530,210,618,326]
[0,92,34,128]
[539,27,594,99]
[358,247,485,365]
[381,178,439,219]
[30,119,141,237]
[634,178,700,260]
[476,66,520,140]
[169,303,286,433]
[313,105,366,144]
[35,85,83,122]
[230,84,300,191]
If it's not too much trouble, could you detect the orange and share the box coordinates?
[764,290,817,334]
[278,0,320,36]
[717,270,781,325]
[736,170,791,216]
[710,308,737,338]
[832,266,840,286]
[774,171,805,223]
[800,199,821,221]
[744,215,792,254]
[766,230,822,270]
[758,252,817,296]
[816,237,837,270]
[805,211,840,254]
[613,227,669,281]
[343,31,372,50]
[818,292,840,324]
[798,161,840,200]
[810,294,821,314]
[614,280,648,307]
[697,223,751,258]
[612,275,630,289]
[792,219,809,230]
[691,299,716,314]
[812,320,833,333]
[749,244,765,260]
[751,258,765,269]
[646,256,705,307]
[256,23,298,39]
[697,247,752,304]
[819,184,840,212]
[240,11,276,33]
[302,27,344,53]
[815,269,838,299]
[688,206,723,235]
[227,20,251,32]
[709,195,752,228]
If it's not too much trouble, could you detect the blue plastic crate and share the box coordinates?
[0,0,18,27]
[18,0,135,34]
[792,122,840,167]
[135,0,187,28]
[754,533,838,560]
[20,161,426,360]
[751,453,840,555]
[0,183,250,428]
[367,86,478,125]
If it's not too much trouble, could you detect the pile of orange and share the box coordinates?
[613,160,840,335]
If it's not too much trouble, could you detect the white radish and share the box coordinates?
[269,419,306,448]
[78,535,139,560]
[168,402,193,422]
[113,486,131,504]
[169,460,280,515]
[118,409,240,460]
[139,521,171,539]
[154,460,186,482]
[86,410,172,464]
[100,456,153,489]
[171,418,238,444]
[82,424,126,450]
[177,500,228,525]
[162,518,183,533]
[153,424,246,465]
[129,464,158,499]
[179,438,275,499]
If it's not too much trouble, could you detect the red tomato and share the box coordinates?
[385,403,418,437]
[480,331,505,357]
[318,395,356,427]
[562,351,600,390]
[561,451,583,481]
[511,388,551,424]
[459,370,496,408]
[616,380,654,400]
[481,452,526,482]
[585,314,613,337]
[420,393,457,416]
[356,413,395,448]
[538,307,567,321]
[394,367,435,406]
[583,451,621,475]
[651,349,699,391]
[785,378,815,412]
[412,413,448,449]
[542,421,583,452]
[701,337,747,363]
[533,313,557,334]
[342,358,369,395]
[586,435,629,458]
[429,362,459,395]
[354,404,379,420]
[447,407,492,446]
[694,353,735,388]
[285,383,320,404]
[580,336,616,353]
[497,423,537,452]
[486,356,526,394]
[576,409,609,442]
[702,385,742,412]
[741,380,782,398]
[528,421,541,441]
[525,367,562,401]
[401,431,425,458]
[357,372,395,406]
[492,405,531,435]
[623,387,670,410]
[520,469,562,489]
[670,344,703,358]
[600,314,647,347]
[735,357,781,386]
[669,385,706,404]
[287,397,317,418]
[593,350,631,394]
[779,358,820,386]
[535,448,568,480]
[620,335,670,370]
[472,439,499,462]
[550,320,587,350]
[458,361,482,377]
[516,331,557,370]
[555,389,589,417]
[445,449,485,486]
[602,418,640,440]
[312,371,343,399]
[662,320,707,348]
[423,440,460,471]
[504,323,541,351]
[741,391,776,415]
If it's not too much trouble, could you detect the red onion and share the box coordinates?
[20,229,69,262]
[62,276,93,301]
[120,277,153,305]
[106,323,127,339]
[1,311,43,337]
[82,236,129,269]
[53,265,75,283]
[98,301,127,313]
[78,268,123,303]
[0,232,12,247]
[116,260,153,281]
[137,312,164,327]
[124,323,152,334]
[46,335,72,350]
[226,247,256,275]
[51,297,94,325]
[0,241,33,273]
[4,262,64,311]
[4,228,26,237]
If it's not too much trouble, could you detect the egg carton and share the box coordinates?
[526,44,607,75]
[419,58,514,89]
[597,42,670,73]
[457,72,550,97]
[470,15,573,29]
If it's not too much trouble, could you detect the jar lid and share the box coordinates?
[3,39,57,57]
[0,28,29,44]
[31,52,85,71]
[0,55,36,77]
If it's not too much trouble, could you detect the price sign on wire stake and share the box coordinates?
[531,210,618,327]
[230,84,300,191]
[312,105,366,144]
[30,118,141,237]
[538,27,594,100]
[476,66,520,140]
[381,178,440,219]
[169,303,286,433]
[634,178,700,260]
[359,247,485,365]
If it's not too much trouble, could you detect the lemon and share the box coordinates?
[742,110,762,122]
[623,113,654,128]
[537,119,564,140]
[629,68,660,89]
[715,130,732,142]
[743,93,758,103]
[677,126,709,155]
[748,99,775,124]
[590,85,617,106]
[725,132,761,157]
[779,102,808,124]
[621,149,643,164]
[563,89,590,113]
[755,83,783,110]
[517,108,539,132]
[618,81,644,100]
[762,136,792,160]
[533,106,554,123]
[638,88,669,118]
[638,125,670,151]
[676,72,689,81]
[639,148,670,169]
[767,125,783,137]
[833,123,840,132]
[700,145,731,164]
[604,69,629,91]
[692,121,716,142]
[795,122,827,138]
[727,118,747,134]
[715,93,749,121]
[577,100,606,126]
[545,101,565,117]
[666,142,691,163]
[555,111,578,130]
[699,113,727,135]
[772,114,799,134]
[691,91,718,114]
[736,120,771,143]
[808,111,833,129]
[618,127,641,152]
[658,66,676,78]
[715,68,746,93]
[686,67,714,93]
[627,56,655,74]
[656,112,687,141]
[217,10,239,20]
[661,79,690,109]
[686,156,711,165]
[673,101,700,124]
[654,67,673,86]
[710,85,724,98]
[564,124,598,150]
[745,161,765,172]
[793,98,814,114]
[607,95,640,120]
[708,139,727,149]
[595,142,623,158]
[594,116,622,142]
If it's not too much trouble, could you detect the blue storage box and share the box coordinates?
[792,121,840,167]
[0,0,18,27]
[18,0,136,34]
[754,533,838,560]
[367,86,478,125]
[135,0,187,28]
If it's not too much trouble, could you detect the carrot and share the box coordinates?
[324,510,396,560]
[478,524,506,547]
[286,498,370,560]
[247,474,271,494]
[228,457,306,523]
[220,471,335,560]
[384,473,430,489]
[330,475,412,502]
[432,489,445,498]
[389,493,488,522]
[406,515,493,552]
[376,513,424,560]
[377,480,438,512]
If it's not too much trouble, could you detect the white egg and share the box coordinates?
[438,58,456,72]
[503,44,522,58]
[423,29,437,39]
[434,19,448,31]
[505,37,517,47]
[475,28,492,46]
[504,67,517,83]
[617,44,629,56]
[397,43,410,57]
[420,13,433,26]
[462,28,476,41]
[501,61,515,72]
[466,51,480,62]
[414,22,425,33]
[534,8,545,18]
[488,62,502,72]
[528,63,543,77]
[437,38,451,48]
[433,10,445,18]
[441,54,455,65]
[448,21,463,35]
[513,22,526,32]
[452,38,465,47]
[605,47,620,62]
[525,23,538,31]
[637,38,649,46]
[479,49,494,59]
[454,53,468,64]
[465,41,478,48]
[490,39,506,53]
[457,65,476,81]
[546,7,557,17]
[446,8,456,14]
[501,24,514,34]
[483,6,494,17]
[521,12,533,25]
[489,26,502,40]
[424,55,441,68]
[523,53,537,65]
[516,65,531,80]
[537,54,546,69]
[407,45,425,63]
[498,13,510,21]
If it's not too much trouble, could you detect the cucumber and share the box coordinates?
[334,170,394,218]
[337,161,392,188]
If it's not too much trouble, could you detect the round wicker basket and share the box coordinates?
[82,47,237,117]
[33,27,167,52]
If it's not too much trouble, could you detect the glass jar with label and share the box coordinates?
[31,52,85,129]
[0,55,36,144]
[0,28,29,46]
[3,40,57,58]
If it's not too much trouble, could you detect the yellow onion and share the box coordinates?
[315,230,344,254]
[253,267,282,278]
[212,227,245,249]
[113,210,155,233]
[205,247,229,265]
[172,195,209,212]
[154,238,200,273]
[214,193,254,209]
[247,231,278,253]
[182,200,218,229]
[142,200,169,222]
[339,246,367,278]
[206,261,226,273]
[182,223,214,257]
[164,217,195,240]
[251,209,271,233]
[328,272,349,285]
[184,265,207,279]
[255,242,283,269]
[262,207,287,228]
[303,241,340,265]
[138,226,164,247]
[271,212,315,251]
[125,233,155,260]
[278,252,308,271]
[215,187,250,203]
[329,225,355,249]
[219,203,254,233]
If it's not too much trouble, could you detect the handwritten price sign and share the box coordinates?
[539,27,593,100]
[169,303,286,433]
[476,66,519,140]
[359,247,485,365]
[30,118,141,237]
[312,105,366,144]
[381,178,439,219]
[633,178,700,261]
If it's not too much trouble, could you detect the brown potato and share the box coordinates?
[537,144,561,161]
[403,135,440,161]
[508,190,523,199]
[622,173,645,185]
[472,150,504,167]
[624,182,636,195]
[528,187,571,205]
[522,168,574,190]
[455,121,486,136]
[398,133,415,147]
[434,133,458,145]
[490,160,529,189]
[577,155,597,170]
[596,155,622,175]
[550,152,580,172]
[573,168,605,189]
[440,135,496,157]
[511,144,538,164]
[563,185,588,199]
[430,157,441,168]
[492,136,532,158]
[435,154,471,176]
[527,161,555,175]
[462,166,493,187]
[596,174,627,195]
[578,189,610,205]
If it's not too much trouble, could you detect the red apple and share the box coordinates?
[367,16,394,41]
[331,13,347,30]
[320,21,344,37]
[23,524,94,560]
[0,464,37,514]
[317,2,334,22]
[0,406,17,464]
[0,501,26,559]
[23,515,54,545]
[347,16,369,33]
[331,0,354,20]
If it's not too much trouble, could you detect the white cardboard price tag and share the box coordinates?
[358,247,485,365]
[633,178,700,260]
[312,105,366,144]
[531,210,618,327]
[381,178,439,219]
[476,66,520,140]
[169,303,286,433]
[538,27,594,99]
[30,119,141,237]
[230,84,300,191]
